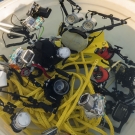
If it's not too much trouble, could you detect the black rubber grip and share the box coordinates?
[55,68,70,78]
[69,29,87,39]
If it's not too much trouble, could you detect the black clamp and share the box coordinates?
[3,102,17,114]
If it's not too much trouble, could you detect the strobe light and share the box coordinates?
[10,112,31,133]
[82,18,97,31]
[78,93,105,119]
[65,13,84,25]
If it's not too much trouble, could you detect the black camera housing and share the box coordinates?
[37,7,52,18]
[44,77,70,104]
[112,101,131,122]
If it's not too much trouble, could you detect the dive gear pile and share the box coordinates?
[0,0,134,135]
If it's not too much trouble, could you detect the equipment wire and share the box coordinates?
[38,26,44,40]
[95,30,103,38]
[11,14,22,27]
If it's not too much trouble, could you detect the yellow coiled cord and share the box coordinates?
[0,44,114,135]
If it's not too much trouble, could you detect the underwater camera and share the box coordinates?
[21,2,52,32]
[8,47,35,70]
[78,93,105,119]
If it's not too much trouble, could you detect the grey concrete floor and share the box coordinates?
[0,0,135,135]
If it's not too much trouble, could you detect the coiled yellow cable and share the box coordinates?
[0,50,114,135]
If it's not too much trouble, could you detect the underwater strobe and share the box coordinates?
[78,93,105,119]
[10,112,31,133]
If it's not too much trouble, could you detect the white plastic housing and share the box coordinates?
[14,112,31,130]
[57,47,71,58]
[65,13,84,25]
[82,18,97,31]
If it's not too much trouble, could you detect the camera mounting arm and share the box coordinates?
[110,45,135,66]
[59,0,69,16]
[59,0,81,16]
[86,10,130,33]
[67,0,82,12]
[88,19,128,33]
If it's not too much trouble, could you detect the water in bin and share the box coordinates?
[0,0,135,135]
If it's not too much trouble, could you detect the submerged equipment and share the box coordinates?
[1,2,52,47]
[93,66,109,83]
[91,61,135,133]
[22,2,52,32]
[8,47,35,70]
[0,98,31,133]
[58,0,130,52]
[101,101,134,133]
[31,39,71,71]
[43,68,72,113]
[42,127,58,135]
[78,93,105,119]
[95,45,135,66]
[10,112,31,133]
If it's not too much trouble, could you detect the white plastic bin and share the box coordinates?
[0,0,135,135]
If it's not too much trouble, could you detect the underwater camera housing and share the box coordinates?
[43,69,72,110]
[103,101,133,133]
[78,93,105,119]
[44,77,70,103]
[8,47,35,70]
[21,2,52,32]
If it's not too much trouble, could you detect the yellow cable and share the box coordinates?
[56,104,70,128]
[75,118,107,135]
[104,115,114,135]
[64,123,77,135]
[63,60,98,121]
